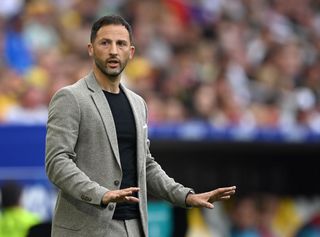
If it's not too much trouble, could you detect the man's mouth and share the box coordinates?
[107,59,120,68]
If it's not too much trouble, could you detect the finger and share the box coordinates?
[218,186,236,193]
[120,188,140,196]
[203,202,214,209]
[214,187,236,197]
[120,190,135,196]
[123,187,140,192]
[219,195,231,200]
[209,189,236,202]
[221,189,236,196]
[226,186,237,192]
[124,196,140,203]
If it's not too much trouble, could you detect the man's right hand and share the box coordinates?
[102,187,140,205]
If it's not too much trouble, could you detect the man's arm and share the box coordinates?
[137,99,191,207]
[145,147,192,207]
[45,88,108,206]
[141,100,236,208]
[145,143,236,208]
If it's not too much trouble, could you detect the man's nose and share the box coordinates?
[109,42,118,55]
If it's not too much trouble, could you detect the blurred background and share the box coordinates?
[1,0,320,236]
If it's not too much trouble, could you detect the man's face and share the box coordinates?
[88,24,135,79]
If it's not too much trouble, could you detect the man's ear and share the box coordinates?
[129,45,135,60]
[88,43,93,56]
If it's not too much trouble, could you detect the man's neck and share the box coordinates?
[93,67,121,93]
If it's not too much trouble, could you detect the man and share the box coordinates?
[45,15,236,237]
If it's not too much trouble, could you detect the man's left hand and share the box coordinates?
[186,186,236,209]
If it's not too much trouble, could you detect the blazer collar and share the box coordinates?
[85,71,102,92]
[85,71,125,94]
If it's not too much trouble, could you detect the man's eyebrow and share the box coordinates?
[98,38,111,41]
[98,38,129,43]
[117,39,129,44]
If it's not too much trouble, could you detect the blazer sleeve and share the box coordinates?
[142,101,192,208]
[45,87,108,206]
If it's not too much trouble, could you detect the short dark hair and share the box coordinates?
[90,15,133,44]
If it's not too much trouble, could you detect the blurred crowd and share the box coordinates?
[0,0,320,134]
[188,194,320,237]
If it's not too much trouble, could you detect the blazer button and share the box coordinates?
[114,180,120,186]
[108,204,114,211]
[81,194,92,202]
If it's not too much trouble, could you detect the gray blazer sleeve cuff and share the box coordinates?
[175,188,195,208]
[185,190,195,208]
[80,186,109,206]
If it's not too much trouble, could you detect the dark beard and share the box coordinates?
[94,58,124,80]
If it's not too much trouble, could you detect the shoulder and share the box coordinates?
[48,78,88,114]
[50,77,87,102]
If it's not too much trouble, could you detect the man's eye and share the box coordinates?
[118,41,127,47]
[101,41,109,46]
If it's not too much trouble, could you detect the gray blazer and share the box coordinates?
[45,72,191,237]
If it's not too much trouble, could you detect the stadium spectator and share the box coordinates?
[0,181,40,237]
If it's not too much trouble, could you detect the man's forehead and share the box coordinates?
[96,24,130,41]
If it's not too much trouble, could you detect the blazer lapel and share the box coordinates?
[85,72,121,168]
